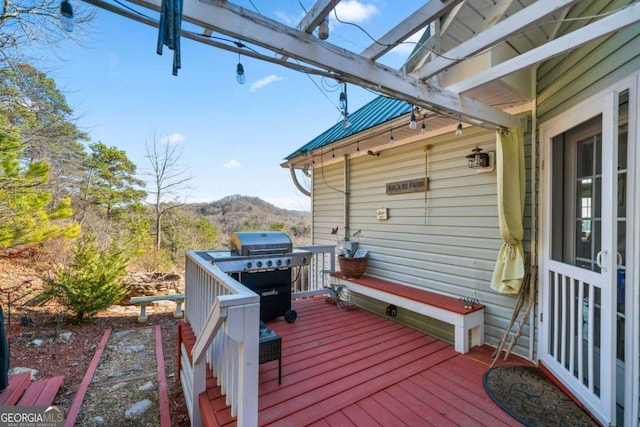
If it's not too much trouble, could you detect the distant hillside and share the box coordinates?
[186,195,311,247]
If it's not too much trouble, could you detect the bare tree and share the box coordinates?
[144,133,193,251]
[0,0,94,62]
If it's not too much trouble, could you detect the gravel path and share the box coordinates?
[70,326,170,426]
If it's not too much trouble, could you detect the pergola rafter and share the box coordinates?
[360,0,463,61]
[417,0,582,82]
[85,0,521,129]
[81,0,632,131]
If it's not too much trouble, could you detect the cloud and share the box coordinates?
[250,75,284,92]
[334,0,379,23]
[162,132,185,144]
[223,160,242,169]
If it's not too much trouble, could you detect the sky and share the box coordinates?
[41,0,426,211]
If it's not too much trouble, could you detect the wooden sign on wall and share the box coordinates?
[385,178,427,195]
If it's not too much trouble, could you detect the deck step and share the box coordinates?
[18,375,65,406]
[0,372,31,405]
[199,384,235,427]
[0,373,65,407]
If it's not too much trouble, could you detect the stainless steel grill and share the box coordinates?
[202,231,310,323]
[207,231,310,273]
[231,231,292,256]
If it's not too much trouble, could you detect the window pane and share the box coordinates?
[577,139,593,178]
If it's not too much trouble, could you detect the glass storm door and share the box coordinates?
[540,86,635,426]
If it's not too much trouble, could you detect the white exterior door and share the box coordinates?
[539,77,639,426]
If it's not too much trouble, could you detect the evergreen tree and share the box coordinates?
[42,235,130,321]
[0,117,79,249]
[78,142,146,223]
[0,64,89,206]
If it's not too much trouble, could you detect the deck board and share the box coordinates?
[195,297,532,426]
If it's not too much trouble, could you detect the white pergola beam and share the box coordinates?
[297,0,340,32]
[83,0,340,79]
[418,0,582,81]
[447,1,640,93]
[360,0,463,61]
[126,0,519,128]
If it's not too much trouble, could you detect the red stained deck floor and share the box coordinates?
[194,297,532,427]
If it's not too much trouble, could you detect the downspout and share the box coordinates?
[288,166,311,197]
[343,154,350,240]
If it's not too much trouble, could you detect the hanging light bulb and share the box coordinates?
[389,129,395,143]
[236,62,245,85]
[339,84,347,111]
[318,17,329,40]
[340,83,349,128]
[60,0,74,32]
[409,110,417,130]
[421,116,426,134]
[455,121,463,136]
[356,141,360,152]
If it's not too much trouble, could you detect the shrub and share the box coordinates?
[43,235,130,321]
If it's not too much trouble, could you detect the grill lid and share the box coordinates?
[231,231,293,256]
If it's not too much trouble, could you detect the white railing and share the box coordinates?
[182,245,335,427]
[183,251,260,427]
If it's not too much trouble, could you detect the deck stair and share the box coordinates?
[0,372,65,406]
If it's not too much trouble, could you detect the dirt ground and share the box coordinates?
[0,257,190,426]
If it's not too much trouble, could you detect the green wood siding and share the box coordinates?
[312,126,534,355]
[537,0,640,122]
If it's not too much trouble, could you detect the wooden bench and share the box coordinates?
[129,294,185,322]
[333,273,485,353]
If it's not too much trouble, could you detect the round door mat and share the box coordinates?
[483,366,600,426]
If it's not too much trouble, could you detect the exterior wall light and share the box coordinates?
[466,145,495,172]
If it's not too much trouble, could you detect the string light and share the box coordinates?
[356,141,360,152]
[236,53,245,84]
[409,107,417,130]
[421,116,426,134]
[60,0,74,32]
[455,121,463,136]
[318,17,329,40]
[340,83,350,129]
[389,129,394,143]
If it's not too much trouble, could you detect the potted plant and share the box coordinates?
[337,229,367,278]
[338,253,368,279]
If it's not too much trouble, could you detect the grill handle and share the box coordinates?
[246,247,290,256]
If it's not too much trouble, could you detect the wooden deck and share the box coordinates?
[194,297,533,426]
